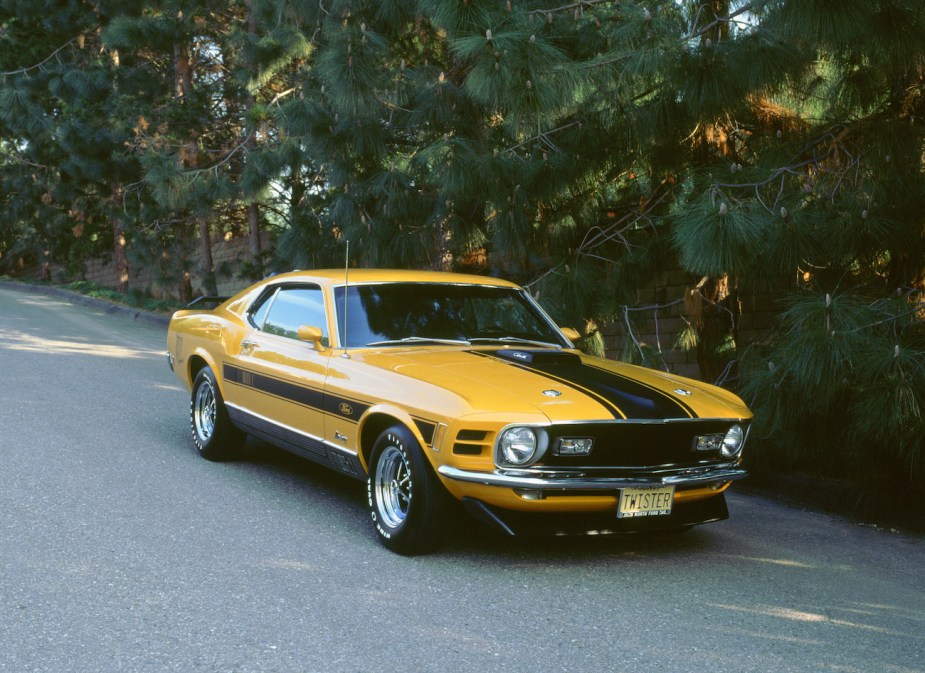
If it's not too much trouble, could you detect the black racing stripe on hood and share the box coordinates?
[468,351,624,419]
[582,362,697,419]
[473,350,695,420]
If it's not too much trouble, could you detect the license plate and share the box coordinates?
[617,485,675,518]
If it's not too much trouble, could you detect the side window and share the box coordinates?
[262,286,329,344]
[248,287,277,329]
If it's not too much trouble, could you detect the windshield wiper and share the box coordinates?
[468,336,562,349]
[364,336,472,347]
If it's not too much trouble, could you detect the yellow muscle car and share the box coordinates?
[167,269,751,554]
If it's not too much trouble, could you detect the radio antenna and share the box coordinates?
[341,240,350,358]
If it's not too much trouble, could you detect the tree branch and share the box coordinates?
[683,1,766,41]
[504,120,582,154]
[0,37,81,77]
[530,0,612,16]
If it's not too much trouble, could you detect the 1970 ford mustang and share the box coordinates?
[167,269,751,554]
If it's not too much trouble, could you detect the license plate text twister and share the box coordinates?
[617,485,675,518]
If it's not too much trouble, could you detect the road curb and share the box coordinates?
[0,279,171,328]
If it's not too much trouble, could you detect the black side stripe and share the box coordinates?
[225,363,372,419]
[225,363,325,411]
[224,363,440,441]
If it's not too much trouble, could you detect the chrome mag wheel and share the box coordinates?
[189,366,243,461]
[193,377,217,443]
[373,444,413,529]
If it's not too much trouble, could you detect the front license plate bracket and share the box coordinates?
[617,485,675,519]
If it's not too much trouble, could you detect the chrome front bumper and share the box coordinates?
[437,464,747,491]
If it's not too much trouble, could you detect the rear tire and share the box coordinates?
[367,425,449,555]
[190,366,242,461]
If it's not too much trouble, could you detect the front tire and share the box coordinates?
[190,366,242,461]
[367,425,449,555]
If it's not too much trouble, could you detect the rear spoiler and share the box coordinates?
[185,295,229,310]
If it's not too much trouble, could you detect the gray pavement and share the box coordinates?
[1,284,924,673]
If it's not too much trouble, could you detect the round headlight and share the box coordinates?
[499,427,538,465]
[721,424,746,458]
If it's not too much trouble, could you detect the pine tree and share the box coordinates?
[103,2,241,297]
[232,0,312,278]
[1,1,923,490]
[0,1,123,280]
[265,0,924,487]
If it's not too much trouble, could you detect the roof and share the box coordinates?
[220,268,524,315]
[261,268,521,288]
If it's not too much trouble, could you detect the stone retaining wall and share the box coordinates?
[33,234,255,299]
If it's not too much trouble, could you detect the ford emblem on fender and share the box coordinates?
[674,388,693,397]
[543,390,562,397]
[339,402,354,416]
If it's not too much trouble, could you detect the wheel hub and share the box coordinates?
[375,445,412,529]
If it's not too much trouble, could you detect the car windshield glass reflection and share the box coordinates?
[333,283,566,348]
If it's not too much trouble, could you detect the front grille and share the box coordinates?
[539,420,743,469]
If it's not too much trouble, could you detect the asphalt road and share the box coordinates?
[1,284,923,673]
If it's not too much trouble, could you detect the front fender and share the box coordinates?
[355,403,443,473]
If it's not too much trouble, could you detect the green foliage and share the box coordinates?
[1,0,924,492]
[741,288,925,485]
[671,191,769,276]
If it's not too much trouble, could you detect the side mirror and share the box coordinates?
[560,327,581,343]
[297,325,327,351]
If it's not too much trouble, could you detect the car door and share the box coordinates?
[223,283,332,458]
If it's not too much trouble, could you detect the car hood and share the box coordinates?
[360,347,752,423]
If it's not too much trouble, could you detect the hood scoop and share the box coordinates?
[493,349,582,367]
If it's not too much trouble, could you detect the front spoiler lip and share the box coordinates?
[437,464,747,491]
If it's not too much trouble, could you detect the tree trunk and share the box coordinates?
[108,48,129,294]
[112,183,129,293]
[180,270,193,304]
[687,274,739,384]
[247,203,261,275]
[198,217,217,296]
[174,30,217,296]
[244,5,262,277]
[289,154,312,266]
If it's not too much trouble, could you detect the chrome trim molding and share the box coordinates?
[483,418,751,430]
[540,417,751,426]
[431,422,448,452]
[225,401,359,458]
[438,464,747,491]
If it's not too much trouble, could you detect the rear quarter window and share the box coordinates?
[248,288,277,329]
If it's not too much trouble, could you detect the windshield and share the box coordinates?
[333,283,569,348]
